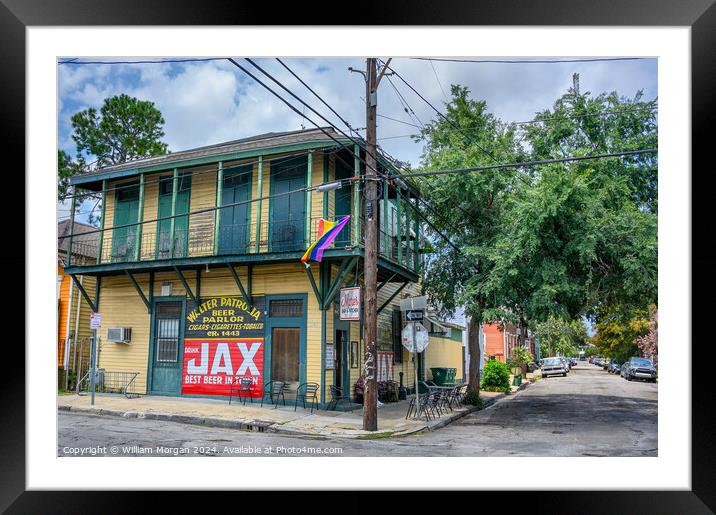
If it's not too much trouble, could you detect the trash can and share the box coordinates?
[447,368,457,384]
[430,367,450,386]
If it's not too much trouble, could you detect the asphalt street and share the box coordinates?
[58,363,657,457]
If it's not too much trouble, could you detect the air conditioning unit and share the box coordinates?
[107,327,132,343]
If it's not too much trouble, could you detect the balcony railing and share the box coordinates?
[68,216,421,273]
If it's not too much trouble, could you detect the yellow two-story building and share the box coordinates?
[64,128,431,406]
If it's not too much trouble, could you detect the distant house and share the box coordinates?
[482,321,535,362]
[57,219,98,388]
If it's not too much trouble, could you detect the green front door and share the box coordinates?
[111,183,140,262]
[270,156,306,252]
[156,173,191,259]
[150,301,185,395]
[218,164,252,255]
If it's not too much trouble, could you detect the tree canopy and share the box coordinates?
[59,94,169,205]
[414,77,658,387]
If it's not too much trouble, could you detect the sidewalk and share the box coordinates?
[57,390,508,438]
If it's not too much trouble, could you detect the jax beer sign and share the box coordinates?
[182,297,265,397]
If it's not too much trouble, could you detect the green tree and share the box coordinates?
[59,94,169,217]
[478,77,657,326]
[592,305,649,361]
[415,85,526,394]
[71,93,169,167]
[535,316,586,357]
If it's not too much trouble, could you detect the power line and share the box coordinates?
[383,60,500,165]
[412,57,651,64]
[429,59,449,103]
[377,114,421,128]
[388,148,658,179]
[276,58,361,138]
[58,57,227,65]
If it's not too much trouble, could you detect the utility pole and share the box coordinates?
[362,57,379,431]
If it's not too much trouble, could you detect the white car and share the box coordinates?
[541,357,568,378]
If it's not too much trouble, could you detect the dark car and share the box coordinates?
[607,360,622,374]
[623,357,657,382]
[593,357,604,367]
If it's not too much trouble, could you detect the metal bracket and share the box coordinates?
[226,264,250,305]
[125,271,150,312]
[322,257,358,310]
[378,282,409,314]
[173,266,197,303]
[70,274,98,312]
[304,264,323,307]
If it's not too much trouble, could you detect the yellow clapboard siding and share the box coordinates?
[424,335,464,381]
[96,275,152,393]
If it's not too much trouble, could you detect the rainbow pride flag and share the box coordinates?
[301,215,351,264]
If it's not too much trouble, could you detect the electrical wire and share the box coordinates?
[58,57,227,65]
[411,57,652,64]
[387,149,658,179]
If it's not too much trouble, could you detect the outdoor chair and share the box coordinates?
[377,381,388,403]
[427,389,444,417]
[385,380,399,402]
[327,385,352,411]
[260,380,286,408]
[294,382,319,413]
[229,377,254,405]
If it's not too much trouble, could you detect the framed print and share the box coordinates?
[350,341,359,369]
[9,0,715,509]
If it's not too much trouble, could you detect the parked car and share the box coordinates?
[541,357,568,378]
[607,360,622,374]
[601,359,611,370]
[620,362,629,378]
[570,357,578,366]
[593,357,604,367]
[623,357,657,382]
[559,357,571,371]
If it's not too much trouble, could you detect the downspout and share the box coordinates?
[64,262,74,370]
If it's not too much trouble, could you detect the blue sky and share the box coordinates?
[58,56,657,221]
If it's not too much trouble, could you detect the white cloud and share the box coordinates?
[58,57,657,168]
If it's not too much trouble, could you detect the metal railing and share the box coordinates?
[77,369,140,398]
[69,215,420,272]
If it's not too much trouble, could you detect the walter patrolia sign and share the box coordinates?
[182,297,265,397]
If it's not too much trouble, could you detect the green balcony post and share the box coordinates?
[214,162,224,255]
[135,173,145,261]
[306,151,313,247]
[254,156,262,253]
[396,189,402,264]
[169,168,179,258]
[382,180,388,257]
[322,150,328,218]
[352,143,360,246]
[97,179,107,264]
[413,197,420,272]
[405,193,411,268]
[67,190,77,267]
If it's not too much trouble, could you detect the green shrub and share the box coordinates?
[481,359,511,391]
[462,389,484,408]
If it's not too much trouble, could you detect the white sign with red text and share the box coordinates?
[340,287,361,321]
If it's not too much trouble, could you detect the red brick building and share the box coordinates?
[482,321,536,362]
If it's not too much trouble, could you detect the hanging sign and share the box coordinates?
[401,322,429,353]
[90,312,102,329]
[182,297,265,397]
[340,287,361,321]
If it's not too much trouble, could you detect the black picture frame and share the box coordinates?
[7,0,715,511]
[350,341,359,369]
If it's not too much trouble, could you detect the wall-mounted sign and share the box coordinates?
[340,287,361,321]
[182,297,265,397]
[90,312,102,330]
[325,344,335,370]
[377,351,394,381]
